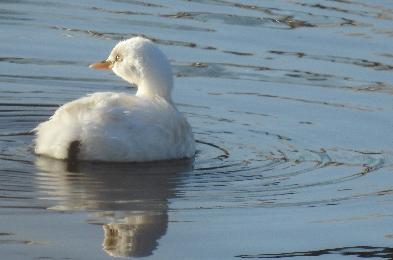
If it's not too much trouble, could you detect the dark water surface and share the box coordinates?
[1,0,393,259]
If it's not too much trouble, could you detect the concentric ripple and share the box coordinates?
[174,128,392,210]
[1,113,390,213]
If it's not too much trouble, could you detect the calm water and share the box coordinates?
[1,0,393,259]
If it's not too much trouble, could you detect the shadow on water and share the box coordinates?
[35,157,193,257]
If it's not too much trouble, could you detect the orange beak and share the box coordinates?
[89,60,113,70]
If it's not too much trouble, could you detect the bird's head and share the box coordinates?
[90,37,173,100]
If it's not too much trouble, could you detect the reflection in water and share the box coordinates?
[35,157,193,257]
[102,214,167,257]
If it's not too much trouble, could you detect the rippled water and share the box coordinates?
[1,0,393,259]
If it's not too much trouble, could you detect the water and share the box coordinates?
[1,0,393,259]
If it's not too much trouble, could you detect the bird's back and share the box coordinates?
[35,92,195,162]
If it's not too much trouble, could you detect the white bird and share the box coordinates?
[34,37,195,162]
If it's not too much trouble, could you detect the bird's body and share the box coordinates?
[34,37,195,162]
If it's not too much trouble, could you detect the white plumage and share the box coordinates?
[34,37,195,162]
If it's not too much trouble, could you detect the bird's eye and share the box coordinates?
[115,55,121,62]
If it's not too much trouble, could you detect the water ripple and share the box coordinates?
[236,246,393,259]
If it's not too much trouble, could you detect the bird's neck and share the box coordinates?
[136,78,173,103]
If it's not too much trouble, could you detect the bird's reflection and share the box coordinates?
[35,157,193,257]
